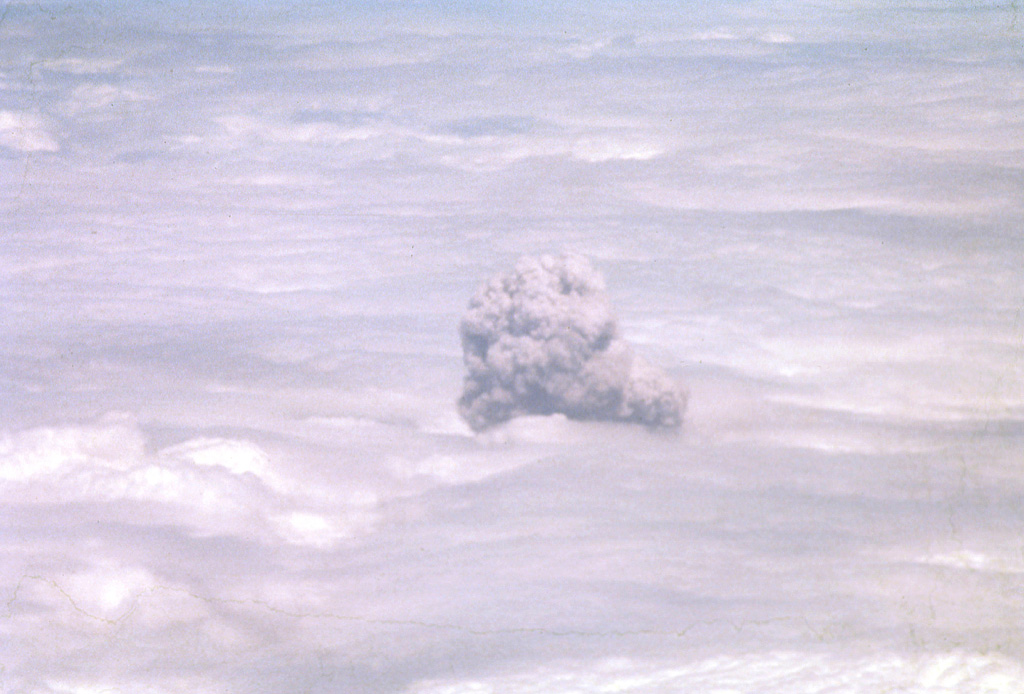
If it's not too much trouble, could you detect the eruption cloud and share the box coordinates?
[458,253,687,431]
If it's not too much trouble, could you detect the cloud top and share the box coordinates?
[458,253,686,431]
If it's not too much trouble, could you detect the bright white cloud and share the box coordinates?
[0,110,59,152]
[204,113,381,150]
[571,137,664,162]
[0,415,379,545]
[161,437,275,482]
[39,56,124,75]
[917,550,1024,575]
[62,83,149,115]
[405,651,1024,694]
[0,412,143,482]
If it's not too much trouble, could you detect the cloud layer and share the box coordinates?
[2,1,1023,693]
[458,254,685,430]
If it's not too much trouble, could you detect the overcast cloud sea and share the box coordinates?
[3,1,1024,692]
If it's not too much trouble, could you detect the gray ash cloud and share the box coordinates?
[458,253,686,431]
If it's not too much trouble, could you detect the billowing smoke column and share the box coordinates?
[458,253,686,431]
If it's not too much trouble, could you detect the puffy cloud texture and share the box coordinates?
[458,254,686,430]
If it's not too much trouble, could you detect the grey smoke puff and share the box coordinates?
[458,253,686,431]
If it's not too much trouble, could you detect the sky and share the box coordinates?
[2,1,1024,692]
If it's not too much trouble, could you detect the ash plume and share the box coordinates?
[458,253,686,431]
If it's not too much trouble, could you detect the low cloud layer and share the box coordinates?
[4,3,1023,692]
[458,254,686,431]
